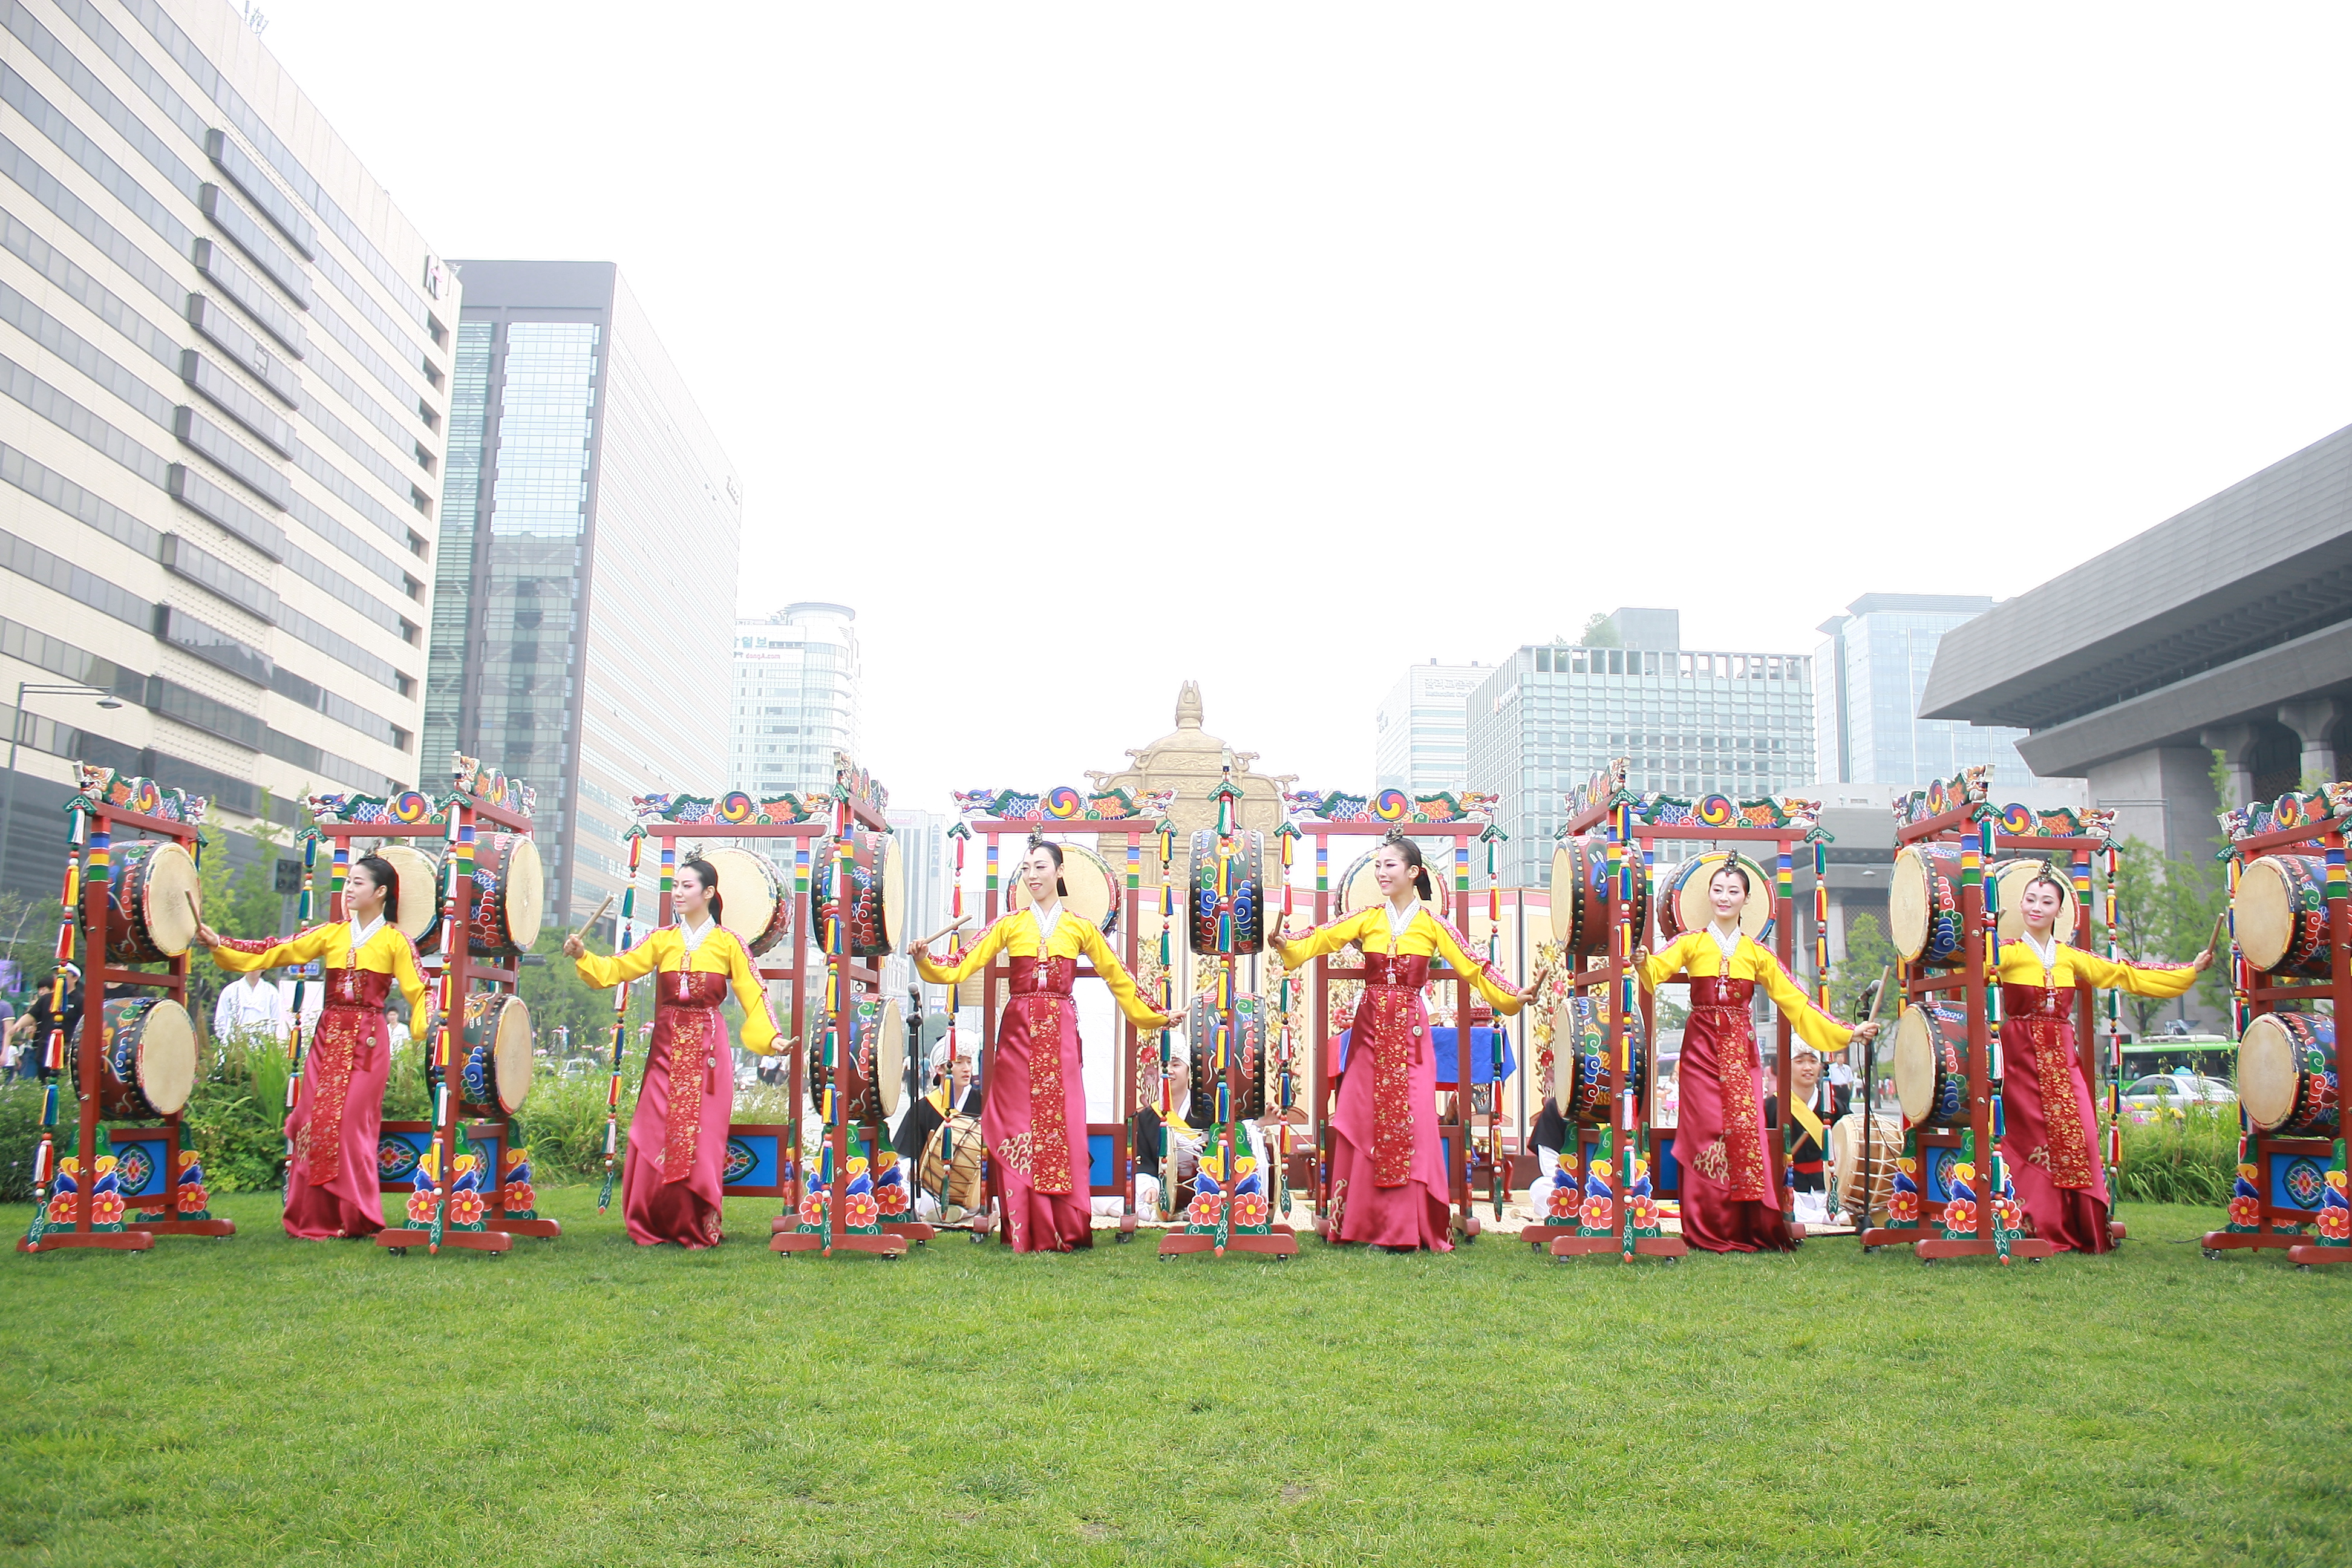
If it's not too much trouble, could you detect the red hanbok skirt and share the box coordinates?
[622,972,736,1247]
[1327,953,1451,1251]
[1998,983,2113,1253]
[1671,977,1797,1254]
[284,967,391,1240]
[985,956,1092,1252]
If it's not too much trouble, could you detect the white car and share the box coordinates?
[2121,1074,2237,1109]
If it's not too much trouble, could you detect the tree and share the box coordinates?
[189,789,305,1030]
[1577,612,1621,648]
[1828,913,1898,1022]
[2106,838,2178,1036]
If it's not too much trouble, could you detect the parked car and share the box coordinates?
[2122,1073,2236,1109]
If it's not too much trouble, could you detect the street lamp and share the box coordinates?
[0,682,128,932]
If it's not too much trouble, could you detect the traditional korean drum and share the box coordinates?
[1547,833,1650,959]
[812,834,889,958]
[1189,829,1265,955]
[458,990,534,1115]
[2238,1011,2339,1139]
[701,846,791,956]
[1890,848,2076,965]
[1186,991,1267,1122]
[465,833,545,957]
[1008,841,1121,933]
[917,1111,985,1216]
[1656,851,1771,943]
[874,996,906,1119]
[371,843,443,946]
[1549,992,1647,1123]
[106,840,201,964]
[878,832,907,952]
[2233,854,2332,979]
[1830,1111,1905,1221]
[1893,1003,1969,1125]
[87,996,197,1120]
[813,1001,889,1124]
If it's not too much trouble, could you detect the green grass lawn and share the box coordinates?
[3,1194,2346,1567]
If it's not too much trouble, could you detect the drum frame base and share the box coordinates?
[1912,1236,2061,1263]
[125,1217,235,1238]
[879,1221,935,1243]
[485,1217,561,1238]
[1548,1233,1688,1259]
[1159,1229,1298,1257]
[771,1230,907,1257]
[2284,1243,2352,1266]
[19,1228,154,1253]
[373,1226,513,1254]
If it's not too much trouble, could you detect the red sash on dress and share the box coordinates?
[1690,976,1769,1201]
[1005,955,1077,1194]
[2001,981,2095,1190]
[653,970,730,1184]
[1353,952,1431,1188]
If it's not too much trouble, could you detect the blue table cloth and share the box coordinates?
[1333,1027,1515,1086]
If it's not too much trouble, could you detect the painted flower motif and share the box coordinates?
[89,1191,126,1227]
[2316,1206,2351,1240]
[45,1192,76,1221]
[1888,1191,1919,1223]
[446,1189,487,1227]
[176,1184,210,1214]
[405,1190,440,1224]
[1625,1195,1659,1230]
[501,1182,536,1214]
[1231,1192,1270,1230]
[1189,1194,1226,1228]
[842,1192,881,1230]
[799,1191,829,1226]
[2229,1195,2263,1227]
[1547,1184,1578,1219]
[1944,1197,1977,1231]
[875,1183,907,1215]
[1992,1196,2023,1230]
[1581,1195,1615,1229]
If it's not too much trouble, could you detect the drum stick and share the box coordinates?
[913,915,972,950]
[2206,911,2227,962]
[184,889,203,932]
[581,893,616,936]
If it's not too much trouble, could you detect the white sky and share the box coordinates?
[249,2,2352,809]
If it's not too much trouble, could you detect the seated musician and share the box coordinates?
[1786,1042,1849,1226]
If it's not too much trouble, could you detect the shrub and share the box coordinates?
[2107,1103,2238,1207]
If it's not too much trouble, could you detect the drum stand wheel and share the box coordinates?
[2202,1247,2223,1259]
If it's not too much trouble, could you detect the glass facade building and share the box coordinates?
[0,0,453,896]
[728,604,860,797]
[1374,661,1488,791]
[426,261,739,927]
[1813,593,2037,792]
[1465,611,1816,887]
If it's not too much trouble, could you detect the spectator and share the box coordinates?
[385,999,412,1053]
[6,964,84,1076]
[214,966,286,1040]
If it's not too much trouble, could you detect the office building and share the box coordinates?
[728,603,860,797]
[1923,422,2352,865]
[1374,660,1487,791]
[425,260,740,928]
[1464,607,1816,886]
[0,0,456,896]
[1814,593,2037,792]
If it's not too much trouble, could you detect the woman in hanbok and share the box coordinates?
[1634,856,1878,1253]
[913,837,1172,1252]
[1269,830,1535,1252]
[197,853,429,1239]
[1996,866,2209,1252]
[566,855,782,1247]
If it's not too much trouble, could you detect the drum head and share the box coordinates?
[374,843,442,942]
[132,999,197,1116]
[1547,843,1578,943]
[2238,1014,2297,1132]
[1892,1007,1935,1123]
[139,842,202,957]
[2234,857,2296,973]
[1674,852,1769,941]
[701,846,783,953]
[492,995,534,1115]
[1548,998,1581,1116]
[1009,841,1118,928]
[875,998,905,1117]
[1889,846,1932,961]
[1991,859,2074,946]
[879,835,907,952]
[498,837,545,950]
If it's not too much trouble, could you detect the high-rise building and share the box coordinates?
[1374,660,1488,791]
[728,604,860,798]
[0,0,456,896]
[425,261,740,929]
[1464,608,1816,886]
[1813,593,2038,791]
